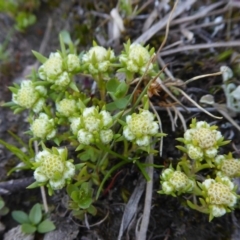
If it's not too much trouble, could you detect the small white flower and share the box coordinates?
[187,145,203,160]
[162,168,174,180]
[202,179,215,189]
[183,129,194,141]
[42,53,63,80]
[214,130,223,141]
[141,110,154,121]
[136,136,150,146]
[55,71,70,87]
[84,116,100,132]
[83,106,96,117]
[205,147,218,158]
[56,99,78,117]
[77,129,93,145]
[100,110,112,127]
[67,54,80,72]
[49,178,66,190]
[63,161,75,179]
[148,122,159,135]
[30,113,56,139]
[70,117,81,135]
[126,115,132,124]
[123,127,135,141]
[214,155,225,164]
[34,167,48,182]
[35,86,47,96]
[220,176,234,190]
[162,181,174,194]
[196,121,209,128]
[100,129,113,144]
[32,98,45,113]
[211,205,226,217]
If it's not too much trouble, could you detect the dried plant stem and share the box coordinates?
[134,0,196,44]
[135,154,154,240]
[159,41,240,56]
[34,141,49,214]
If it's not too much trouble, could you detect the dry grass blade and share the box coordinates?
[172,87,222,119]
[135,154,154,240]
[134,0,196,44]
[117,177,145,240]
[159,41,240,56]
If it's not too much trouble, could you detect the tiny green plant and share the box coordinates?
[11,203,55,234]
[0,0,39,32]
[0,197,9,217]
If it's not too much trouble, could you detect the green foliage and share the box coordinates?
[0,197,9,216]
[0,0,40,32]
[11,203,55,234]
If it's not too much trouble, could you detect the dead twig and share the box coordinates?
[159,41,240,57]
[134,0,196,44]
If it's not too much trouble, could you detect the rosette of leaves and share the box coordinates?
[67,182,97,220]
[11,203,55,234]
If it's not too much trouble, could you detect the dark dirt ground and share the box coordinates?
[1,0,240,239]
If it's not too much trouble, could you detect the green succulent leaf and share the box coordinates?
[29,203,42,225]
[37,219,56,233]
[21,223,37,234]
[12,210,30,224]
[32,50,47,64]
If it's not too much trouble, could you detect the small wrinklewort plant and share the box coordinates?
[1,31,239,227]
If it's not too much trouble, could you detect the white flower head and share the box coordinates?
[161,168,174,180]
[202,179,215,189]
[123,127,135,141]
[136,136,150,146]
[70,117,81,134]
[187,145,203,160]
[211,205,226,218]
[42,52,63,81]
[123,110,159,146]
[33,148,75,191]
[100,129,113,144]
[205,147,218,158]
[30,113,56,139]
[214,155,225,165]
[100,110,112,127]
[77,129,93,145]
[49,178,66,190]
[83,106,96,117]
[13,80,38,108]
[55,71,70,87]
[67,54,81,72]
[63,161,75,179]
[56,99,78,117]
[162,182,174,194]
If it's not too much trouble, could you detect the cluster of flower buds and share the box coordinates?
[123,110,159,147]
[70,106,113,145]
[38,52,80,87]
[159,119,239,220]
[56,98,80,118]
[178,120,224,161]
[119,42,156,76]
[33,148,75,190]
[214,153,240,178]
[12,80,47,112]
[201,176,237,219]
[159,168,194,196]
[82,45,115,78]
[30,113,56,140]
